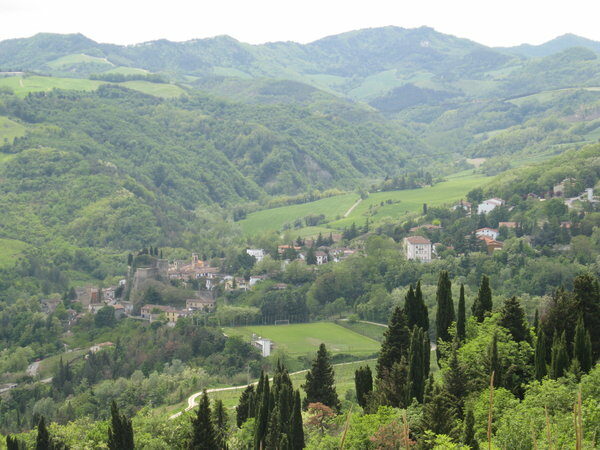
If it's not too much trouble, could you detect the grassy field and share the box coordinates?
[0,76,103,96]
[223,322,380,357]
[37,348,89,379]
[336,320,387,342]
[103,66,149,75]
[0,238,30,269]
[47,53,113,69]
[0,75,183,99]
[0,116,26,143]
[329,171,489,229]
[239,193,358,235]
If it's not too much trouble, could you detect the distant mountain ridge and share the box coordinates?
[2,27,599,103]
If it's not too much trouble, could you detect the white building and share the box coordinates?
[252,337,272,357]
[477,198,505,215]
[246,248,265,262]
[476,227,500,240]
[404,236,432,263]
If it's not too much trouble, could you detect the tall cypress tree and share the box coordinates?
[404,284,418,328]
[376,304,410,378]
[108,401,134,450]
[435,271,454,343]
[212,400,228,450]
[302,343,340,411]
[488,333,501,387]
[254,377,270,450]
[457,284,466,342]
[236,385,255,428]
[472,275,492,322]
[6,435,23,450]
[190,391,216,450]
[408,327,426,403]
[534,328,547,380]
[550,332,569,379]
[415,281,429,331]
[573,316,593,373]
[444,340,467,416]
[36,417,50,450]
[290,391,305,450]
[354,365,373,408]
[462,408,479,450]
[572,274,600,358]
[499,297,530,343]
[421,383,458,438]
[533,309,539,333]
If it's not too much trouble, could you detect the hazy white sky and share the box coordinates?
[1,0,599,46]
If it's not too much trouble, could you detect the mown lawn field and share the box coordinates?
[46,53,113,69]
[238,194,358,235]
[336,320,387,342]
[223,322,380,357]
[119,80,185,98]
[328,171,489,229]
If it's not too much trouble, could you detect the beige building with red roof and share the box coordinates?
[404,236,432,262]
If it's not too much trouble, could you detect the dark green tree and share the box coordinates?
[499,297,530,343]
[472,275,492,322]
[354,365,373,408]
[290,390,305,450]
[572,274,600,358]
[534,328,547,380]
[444,340,467,416]
[421,383,458,438]
[190,391,216,450]
[376,304,410,378]
[375,358,411,408]
[254,376,270,450]
[435,271,454,343]
[573,316,593,373]
[236,385,255,427]
[533,309,539,333]
[302,344,340,411]
[414,281,429,331]
[404,284,417,327]
[462,408,479,450]
[305,247,317,265]
[108,401,134,450]
[36,417,50,450]
[408,327,426,403]
[6,435,24,450]
[457,284,466,342]
[488,333,501,387]
[550,332,569,379]
[212,400,228,449]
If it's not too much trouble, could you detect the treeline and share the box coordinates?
[89,72,168,83]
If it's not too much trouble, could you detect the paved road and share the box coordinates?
[169,359,376,419]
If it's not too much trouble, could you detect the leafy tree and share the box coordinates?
[435,271,454,343]
[499,297,530,343]
[302,343,340,411]
[305,247,317,265]
[107,401,134,450]
[376,304,410,378]
[94,306,116,328]
[190,391,216,450]
[354,365,373,408]
[472,275,492,322]
[457,283,466,342]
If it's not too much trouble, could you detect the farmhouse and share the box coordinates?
[453,200,472,213]
[404,236,432,263]
[246,248,265,262]
[476,227,500,240]
[185,292,215,311]
[478,236,504,253]
[140,304,170,320]
[477,198,505,214]
[252,337,273,357]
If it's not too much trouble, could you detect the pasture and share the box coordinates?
[223,322,380,357]
[239,193,358,235]
[0,238,30,269]
[0,116,26,143]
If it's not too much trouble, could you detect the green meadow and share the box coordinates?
[223,322,380,357]
[119,80,185,98]
[0,116,26,143]
[239,193,358,235]
[46,53,113,69]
